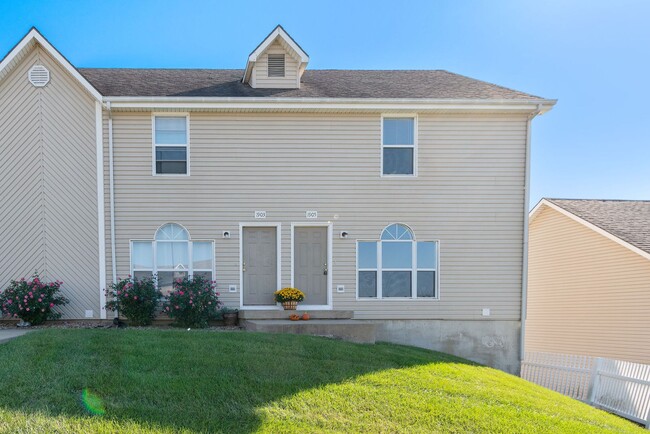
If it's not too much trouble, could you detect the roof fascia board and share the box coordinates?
[529,198,548,221]
[530,199,650,261]
[105,97,556,113]
[248,26,309,63]
[0,28,103,101]
[0,29,35,72]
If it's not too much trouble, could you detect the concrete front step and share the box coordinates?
[239,310,354,320]
[243,319,376,344]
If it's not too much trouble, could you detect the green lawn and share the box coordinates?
[0,329,643,433]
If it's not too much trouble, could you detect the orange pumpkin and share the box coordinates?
[289,314,300,321]
[301,313,310,321]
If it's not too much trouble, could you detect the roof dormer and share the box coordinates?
[242,25,309,89]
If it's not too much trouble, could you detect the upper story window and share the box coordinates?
[131,223,214,295]
[267,54,286,77]
[153,115,189,175]
[357,224,438,299]
[382,117,416,176]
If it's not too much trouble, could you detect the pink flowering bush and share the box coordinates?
[0,274,68,325]
[105,276,162,326]
[162,275,221,328]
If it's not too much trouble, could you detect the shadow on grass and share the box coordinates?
[0,328,468,433]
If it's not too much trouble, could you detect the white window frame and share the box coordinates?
[129,224,215,285]
[152,113,190,177]
[356,225,439,300]
[380,114,418,178]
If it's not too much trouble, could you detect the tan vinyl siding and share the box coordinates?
[253,41,299,88]
[526,206,650,363]
[108,111,527,320]
[0,44,100,319]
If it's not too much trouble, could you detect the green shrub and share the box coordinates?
[163,275,221,328]
[105,276,162,326]
[0,274,68,325]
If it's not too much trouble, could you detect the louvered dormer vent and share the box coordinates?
[267,54,285,77]
[28,64,50,87]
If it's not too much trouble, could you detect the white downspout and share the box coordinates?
[520,104,541,362]
[108,102,117,285]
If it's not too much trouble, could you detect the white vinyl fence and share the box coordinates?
[521,352,650,428]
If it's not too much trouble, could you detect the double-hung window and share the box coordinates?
[357,224,438,299]
[153,115,189,175]
[382,117,416,176]
[131,223,214,295]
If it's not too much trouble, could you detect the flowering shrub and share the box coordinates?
[0,274,68,325]
[105,276,162,326]
[162,275,221,328]
[273,287,305,303]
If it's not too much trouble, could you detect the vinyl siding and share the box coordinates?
[526,206,650,363]
[107,111,527,320]
[252,41,299,89]
[0,44,100,319]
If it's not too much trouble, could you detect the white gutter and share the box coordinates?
[520,103,542,362]
[103,96,556,113]
[108,102,117,286]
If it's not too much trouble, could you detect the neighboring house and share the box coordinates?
[0,26,555,373]
[526,199,650,364]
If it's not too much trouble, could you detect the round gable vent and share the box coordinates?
[28,65,50,87]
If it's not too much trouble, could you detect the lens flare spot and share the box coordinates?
[81,389,106,416]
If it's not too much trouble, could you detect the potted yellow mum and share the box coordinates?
[274,287,305,310]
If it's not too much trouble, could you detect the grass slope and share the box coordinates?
[0,329,643,433]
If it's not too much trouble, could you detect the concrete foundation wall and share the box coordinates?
[373,320,521,374]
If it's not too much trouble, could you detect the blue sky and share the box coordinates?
[1,0,648,208]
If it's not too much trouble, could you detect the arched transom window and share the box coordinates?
[357,224,438,299]
[131,223,214,294]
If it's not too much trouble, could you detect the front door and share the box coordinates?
[243,227,277,305]
[293,226,328,305]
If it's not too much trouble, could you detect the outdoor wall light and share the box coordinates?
[223,231,231,239]
[340,231,349,239]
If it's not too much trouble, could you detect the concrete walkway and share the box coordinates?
[0,329,30,344]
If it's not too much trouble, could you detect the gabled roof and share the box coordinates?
[1,27,556,110]
[243,25,309,83]
[530,198,650,260]
[0,27,102,101]
[80,68,547,100]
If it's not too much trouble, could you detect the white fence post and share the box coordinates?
[587,357,602,405]
[522,352,650,427]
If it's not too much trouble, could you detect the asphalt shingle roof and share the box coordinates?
[547,199,650,255]
[78,68,543,99]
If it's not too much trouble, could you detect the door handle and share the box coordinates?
[323,263,328,275]
[242,262,246,272]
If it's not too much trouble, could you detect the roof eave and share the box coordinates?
[104,97,556,115]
